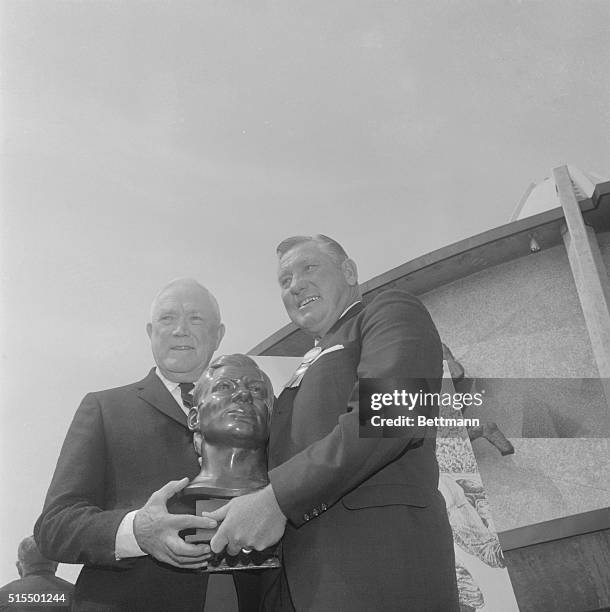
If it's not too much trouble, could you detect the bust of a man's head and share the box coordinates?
[186,354,273,495]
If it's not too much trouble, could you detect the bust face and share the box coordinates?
[197,364,271,449]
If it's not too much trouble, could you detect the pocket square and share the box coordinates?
[315,344,344,361]
[284,344,345,388]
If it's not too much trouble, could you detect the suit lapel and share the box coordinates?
[136,368,187,428]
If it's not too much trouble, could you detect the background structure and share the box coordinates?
[251,172,610,611]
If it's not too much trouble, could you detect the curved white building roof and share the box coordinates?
[511,166,608,221]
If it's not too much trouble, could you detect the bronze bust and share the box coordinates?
[185,353,273,496]
[183,354,278,570]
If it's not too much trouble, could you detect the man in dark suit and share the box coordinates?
[0,536,74,612]
[34,278,225,611]
[205,235,459,611]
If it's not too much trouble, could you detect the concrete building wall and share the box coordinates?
[416,237,610,534]
[420,241,597,378]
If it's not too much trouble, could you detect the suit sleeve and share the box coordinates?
[34,393,135,568]
[269,293,443,527]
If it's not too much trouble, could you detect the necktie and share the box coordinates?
[179,382,195,409]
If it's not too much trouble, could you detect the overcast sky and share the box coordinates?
[1,0,609,583]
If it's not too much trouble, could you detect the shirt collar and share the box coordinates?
[154,367,181,393]
[314,300,361,346]
[340,300,361,319]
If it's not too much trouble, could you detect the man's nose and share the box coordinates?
[233,386,252,402]
[289,275,307,294]
[172,316,189,335]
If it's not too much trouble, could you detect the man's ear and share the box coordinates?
[146,322,152,339]
[187,407,199,431]
[342,258,358,286]
[215,323,226,349]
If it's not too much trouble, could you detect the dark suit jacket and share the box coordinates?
[266,291,459,612]
[34,370,209,612]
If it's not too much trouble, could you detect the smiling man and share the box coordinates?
[277,238,360,338]
[204,236,459,611]
[35,278,225,612]
[147,281,223,384]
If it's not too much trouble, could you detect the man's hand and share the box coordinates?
[134,477,218,568]
[202,484,287,555]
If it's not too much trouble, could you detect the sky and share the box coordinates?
[1,0,609,584]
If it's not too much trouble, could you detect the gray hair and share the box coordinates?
[18,536,57,574]
[149,278,221,323]
[276,234,349,267]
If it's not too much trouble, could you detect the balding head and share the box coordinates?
[150,278,221,323]
[17,536,57,577]
[147,278,225,383]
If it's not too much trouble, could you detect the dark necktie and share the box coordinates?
[179,382,195,409]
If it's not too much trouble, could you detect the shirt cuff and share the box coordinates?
[115,510,146,560]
